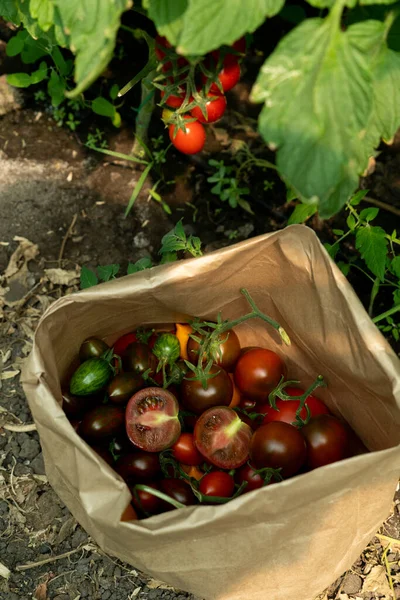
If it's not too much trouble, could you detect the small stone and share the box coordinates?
[133,231,150,249]
[113,566,121,578]
[71,528,88,548]
[341,572,362,595]
[19,437,40,460]
[13,462,32,476]
[30,452,46,475]
[101,592,111,600]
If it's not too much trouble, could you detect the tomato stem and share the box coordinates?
[133,484,185,510]
[268,375,326,427]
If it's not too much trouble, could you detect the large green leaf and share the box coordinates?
[55,0,130,97]
[0,0,21,23]
[355,225,388,281]
[149,0,284,55]
[251,10,400,218]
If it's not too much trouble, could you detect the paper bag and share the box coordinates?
[22,225,400,600]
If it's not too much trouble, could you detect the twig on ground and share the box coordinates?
[58,213,78,266]
[15,543,98,571]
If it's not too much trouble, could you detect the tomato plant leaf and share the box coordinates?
[6,72,32,87]
[30,61,48,84]
[97,264,120,281]
[55,0,130,98]
[287,202,318,225]
[92,97,116,118]
[47,69,65,106]
[127,258,153,274]
[80,265,98,289]
[349,189,369,206]
[324,242,340,261]
[251,14,395,218]
[30,0,54,32]
[393,289,400,306]
[155,0,284,55]
[359,207,379,222]
[355,225,388,281]
[390,256,400,279]
[6,32,25,56]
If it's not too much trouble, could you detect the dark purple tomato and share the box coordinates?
[107,372,143,405]
[122,342,157,377]
[62,390,100,418]
[301,414,351,470]
[250,422,306,478]
[130,482,163,515]
[79,405,125,441]
[180,364,233,414]
[90,445,114,466]
[235,463,264,492]
[234,349,286,402]
[115,452,162,483]
[160,478,196,509]
[79,337,109,362]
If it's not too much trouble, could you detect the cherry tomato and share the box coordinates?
[160,478,196,508]
[301,414,351,470]
[190,92,227,124]
[234,348,286,402]
[62,390,100,418]
[194,406,252,469]
[120,503,138,521]
[239,397,257,411]
[116,451,162,482]
[187,329,241,372]
[172,433,203,466]
[113,332,137,357]
[175,323,193,360]
[180,364,233,414]
[232,37,246,54]
[155,35,171,61]
[169,119,206,155]
[91,445,114,466]
[79,337,109,362]
[203,55,241,93]
[235,463,263,493]
[228,374,241,408]
[161,90,185,109]
[262,387,330,427]
[122,342,157,377]
[199,471,234,498]
[107,372,143,405]
[125,387,181,452]
[131,482,162,515]
[250,422,306,478]
[79,405,125,441]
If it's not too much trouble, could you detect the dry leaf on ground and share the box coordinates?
[362,564,392,596]
[44,268,80,286]
[4,236,39,279]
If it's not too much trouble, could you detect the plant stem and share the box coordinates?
[132,70,156,158]
[133,484,185,510]
[372,304,400,324]
[369,277,381,317]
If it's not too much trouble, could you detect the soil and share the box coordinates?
[1,19,400,600]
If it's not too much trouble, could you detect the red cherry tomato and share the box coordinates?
[203,55,241,93]
[172,432,203,466]
[113,332,137,356]
[190,92,227,124]
[262,387,330,427]
[199,471,235,498]
[232,37,246,54]
[234,463,263,493]
[161,90,185,109]
[234,348,286,403]
[180,364,233,415]
[155,35,171,61]
[186,328,240,372]
[169,119,206,155]
[130,483,162,515]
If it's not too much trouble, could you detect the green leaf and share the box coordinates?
[333,229,344,235]
[349,189,369,206]
[112,110,121,128]
[390,256,400,279]
[125,162,153,217]
[368,45,400,145]
[324,242,340,260]
[288,202,318,225]
[174,219,186,241]
[30,0,54,31]
[110,83,119,100]
[30,61,48,84]
[92,97,116,118]
[6,73,32,88]
[393,288,400,306]
[251,16,385,218]
[355,225,388,280]
[6,33,25,57]
[160,251,178,263]
[0,0,21,22]
[97,264,120,281]
[21,35,49,64]
[56,0,129,98]
[346,214,357,230]
[151,0,284,55]
[52,46,71,76]
[80,265,98,289]
[286,186,298,202]
[127,258,153,274]
[359,207,379,222]
[47,69,65,106]
[337,261,350,276]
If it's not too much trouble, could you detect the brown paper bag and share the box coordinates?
[22,225,400,600]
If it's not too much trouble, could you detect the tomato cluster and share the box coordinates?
[155,35,245,155]
[65,319,364,519]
